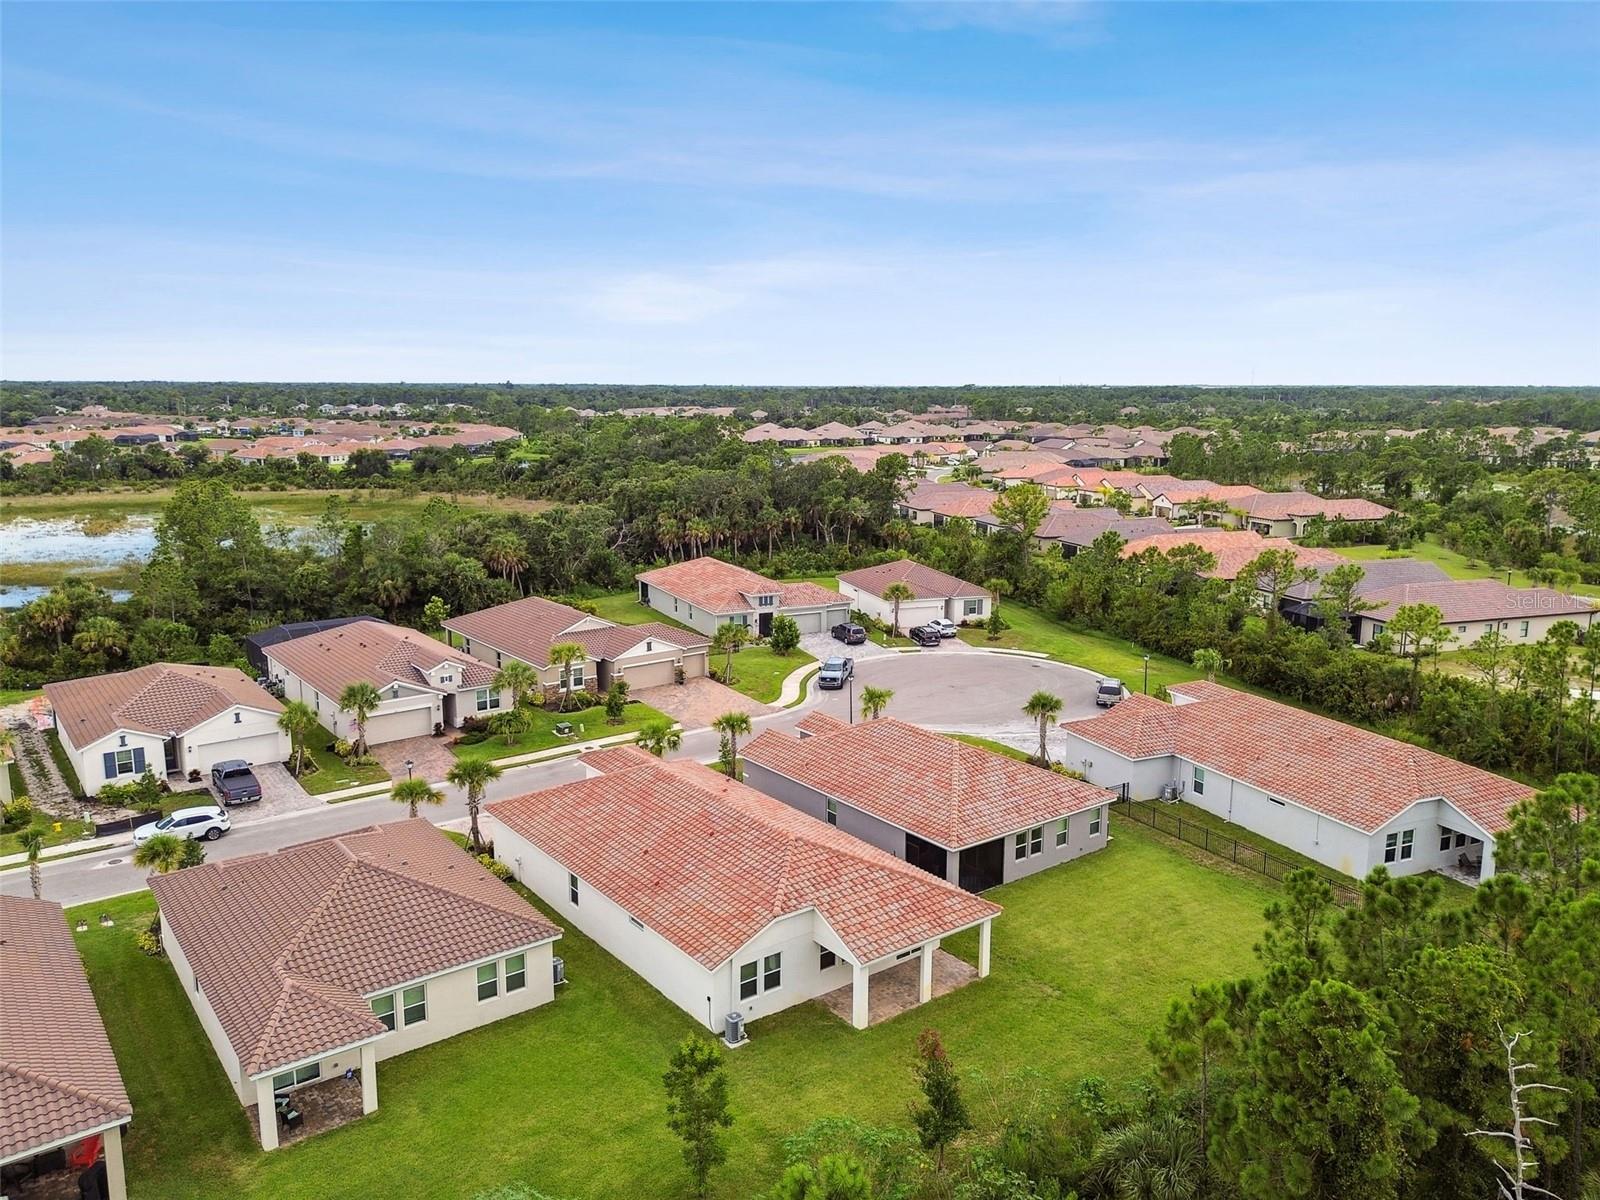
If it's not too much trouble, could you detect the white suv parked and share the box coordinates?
[927,617,959,638]
[132,805,231,845]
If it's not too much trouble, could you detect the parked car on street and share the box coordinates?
[909,625,943,648]
[1095,678,1125,707]
[817,657,855,689]
[211,760,263,805]
[831,622,867,645]
[133,805,232,845]
[928,617,958,638]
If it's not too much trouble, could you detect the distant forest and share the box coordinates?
[4,380,1600,435]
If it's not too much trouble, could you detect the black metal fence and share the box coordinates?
[1113,796,1361,905]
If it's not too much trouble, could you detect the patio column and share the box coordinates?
[103,1123,128,1200]
[850,961,870,1030]
[360,1042,378,1114]
[978,919,993,979]
[254,1075,279,1151]
[918,939,938,1004]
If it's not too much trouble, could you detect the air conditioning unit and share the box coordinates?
[1159,782,1184,803]
[724,1011,746,1046]
[552,956,566,986]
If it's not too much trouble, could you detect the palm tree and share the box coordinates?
[1022,691,1063,766]
[548,642,587,710]
[711,711,752,780]
[983,577,1011,618]
[72,616,128,662]
[373,576,411,621]
[29,589,73,651]
[637,718,682,757]
[20,829,43,899]
[391,777,444,819]
[489,706,531,745]
[860,686,894,720]
[483,531,529,594]
[133,833,204,937]
[446,758,502,850]
[492,659,538,710]
[338,682,383,757]
[711,622,750,683]
[1086,1114,1203,1200]
[277,700,318,778]
[881,582,915,636]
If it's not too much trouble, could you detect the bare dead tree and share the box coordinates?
[1468,1026,1569,1200]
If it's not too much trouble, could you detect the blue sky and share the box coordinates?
[3,2,1597,384]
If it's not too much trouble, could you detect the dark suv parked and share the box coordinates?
[211,760,263,805]
[831,622,866,645]
[909,625,942,648]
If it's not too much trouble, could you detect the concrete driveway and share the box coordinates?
[806,647,1106,758]
[800,630,896,662]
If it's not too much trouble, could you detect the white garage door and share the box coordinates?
[194,733,285,772]
[363,706,434,745]
[621,659,676,690]
[790,609,825,634]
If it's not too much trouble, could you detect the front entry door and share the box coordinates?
[163,736,180,774]
[958,838,1006,892]
[758,612,773,638]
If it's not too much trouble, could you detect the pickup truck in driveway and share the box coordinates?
[211,760,263,805]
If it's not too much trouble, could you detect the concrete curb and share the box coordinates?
[774,663,821,708]
[0,834,124,870]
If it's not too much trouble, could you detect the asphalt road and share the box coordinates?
[5,647,1112,906]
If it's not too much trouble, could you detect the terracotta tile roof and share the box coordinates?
[743,718,1115,849]
[636,557,844,614]
[578,744,659,773]
[807,422,862,440]
[264,618,493,699]
[444,596,707,668]
[1150,483,1263,505]
[797,446,903,472]
[0,897,132,1159]
[1360,579,1595,625]
[1283,557,1449,602]
[796,711,850,737]
[45,663,284,747]
[489,758,998,967]
[150,820,560,1077]
[1120,531,1347,580]
[838,559,988,600]
[1034,510,1173,546]
[899,481,998,521]
[1060,682,1534,834]
[1234,491,1394,521]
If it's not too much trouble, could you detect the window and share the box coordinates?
[477,962,499,1002]
[1029,825,1043,855]
[739,961,758,1000]
[402,984,427,1026]
[1056,817,1069,847]
[1372,622,1385,638]
[114,749,137,776]
[825,797,838,826]
[234,711,242,723]
[1192,766,1206,795]
[1520,621,1530,638]
[272,1063,320,1092]
[1089,807,1103,836]
[371,993,396,1031]
[763,952,782,991]
[1441,827,1454,853]
[628,915,645,930]
[964,598,982,616]
[819,948,837,970]
[1458,625,1468,634]
[475,688,501,712]
[1014,832,1027,861]
[569,666,585,690]
[440,673,453,684]
[1456,832,1468,848]
[568,873,579,905]
[505,954,526,992]
[1400,829,1414,861]
[757,594,776,607]
[1385,831,1416,863]
[390,685,400,700]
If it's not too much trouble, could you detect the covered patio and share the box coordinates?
[817,918,992,1029]
[246,1070,372,1150]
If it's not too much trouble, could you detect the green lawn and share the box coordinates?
[44,729,85,797]
[1,802,96,857]
[0,686,42,706]
[1338,536,1600,599]
[946,732,1030,761]
[957,601,1202,694]
[1128,797,1334,878]
[73,822,1271,1200]
[450,701,669,764]
[296,726,390,796]
[717,644,813,704]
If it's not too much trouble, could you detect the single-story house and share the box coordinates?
[264,619,505,745]
[635,556,849,637]
[806,422,863,445]
[444,595,710,693]
[1277,557,1449,632]
[894,480,998,528]
[1033,509,1174,556]
[836,560,991,628]
[1225,492,1394,538]
[1120,530,1348,581]
[0,896,133,1199]
[487,747,1000,1033]
[1145,484,1264,522]
[743,713,1115,892]
[1353,579,1596,648]
[741,423,816,447]
[243,615,376,673]
[1058,680,1535,882]
[44,663,289,795]
[151,820,561,1151]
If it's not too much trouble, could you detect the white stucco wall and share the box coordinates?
[637,583,733,637]
[64,728,164,795]
[1356,608,1595,649]
[363,943,557,1063]
[263,655,494,741]
[837,587,944,630]
[183,707,290,772]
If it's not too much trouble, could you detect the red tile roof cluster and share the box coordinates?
[838,559,988,601]
[1060,681,1534,834]
[488,757,998,967]
[0,897,133,1160]
[899,480,998,521]
[265,618,494,699]
[1150,483,1263,505]
[1120,530,1347,580]
[1233,491,1394,521]
[743,718,1115,848]
[1360,579,1594,624]
[45,663,284,747]
[636,556,844,614]
[1033,509,1174,547]
[444,595,707,668]
[151,820,560,1076]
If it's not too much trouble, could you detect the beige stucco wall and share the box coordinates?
[1356,608,1595,649]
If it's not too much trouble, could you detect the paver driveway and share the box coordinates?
[632,677,770,729]
[369,735,454,785]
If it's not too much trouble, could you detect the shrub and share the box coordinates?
[456,731,489,746]
[476,853,512,880]
[97,770,164,810]
[1,797,35,829]
[134,928,164,957]
[332,738,355,759]
[768,613,801,655]
[457,716,491,735]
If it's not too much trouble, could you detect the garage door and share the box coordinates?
[363,706,434,745]
[680,650,709,679]
[194,733,285,772]
[621,659,676,690]
[790,609,825,634]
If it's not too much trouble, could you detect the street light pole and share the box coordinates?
[1143,655,1150,695]
[404,759,414,781]
[848,672,855,724]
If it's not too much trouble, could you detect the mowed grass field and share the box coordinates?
[1338,535,1600,599]
[75,821,1271,1200]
